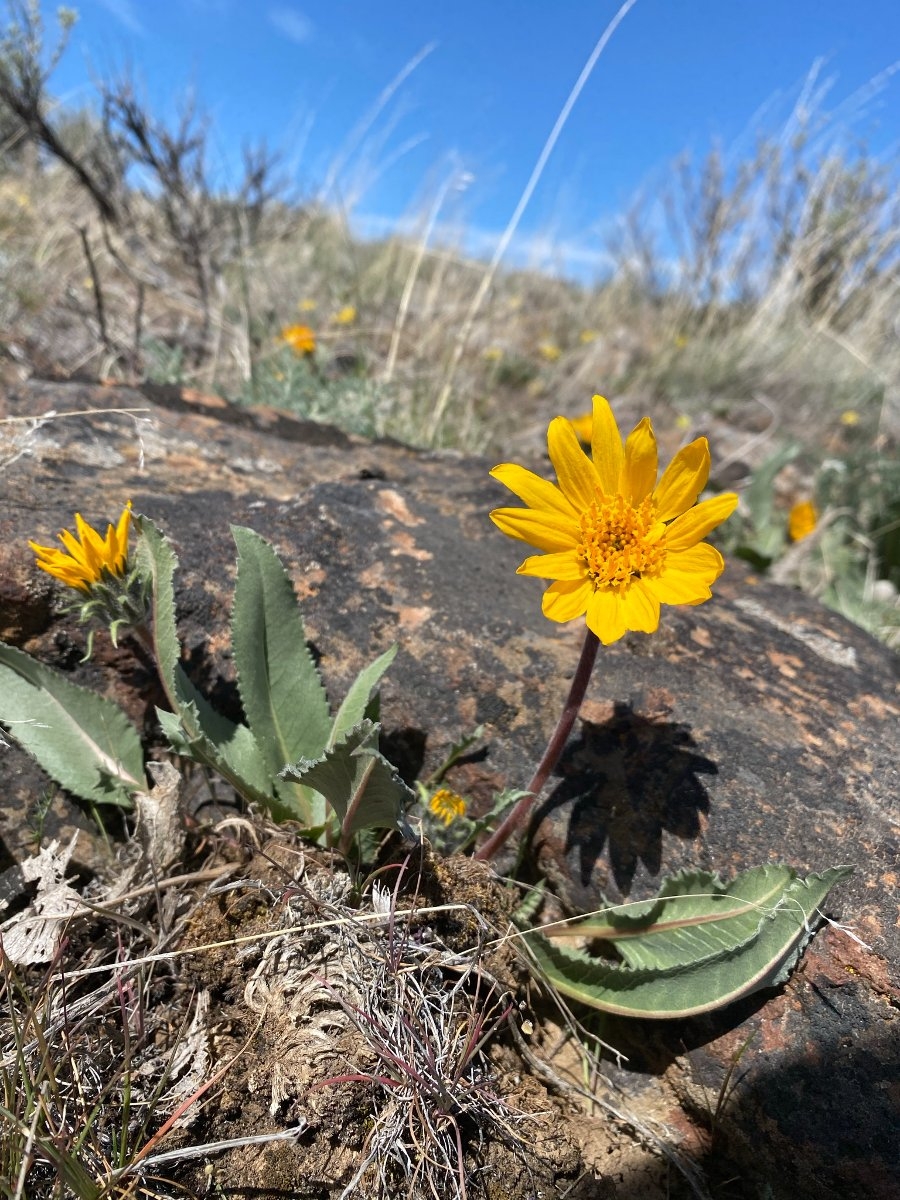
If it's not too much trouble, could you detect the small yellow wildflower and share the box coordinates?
[538,341,562,363]
[297,298,317,312]
[280,324,316,356]
[570,412,593,444]
[674,334,689,349]
[675,413,691,431]
[429,788,467,827]
[30,502,132,593]
[579,329,599,345]
[490,396,739,646]
[334,305,357,326]
[840,410,860,427]
[483,346,504,362]
[788,500,817,542]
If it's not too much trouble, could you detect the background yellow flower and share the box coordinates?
[280,323,316,355]
[569,412,593,443]
[788,500,818,541]
[429,788,467,826]
[334,305,357,325]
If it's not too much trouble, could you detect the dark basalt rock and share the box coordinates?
[1,378,897,1198]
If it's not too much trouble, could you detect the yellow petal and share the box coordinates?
[621,417,658,503]
[589,396,625,496]
[653,438,710,521]
[490,507,580,552]
[621,579,661,633]
[59,527,92,570]
[585,587,627,644]
[646,543,725,604]
[517,550,587,581]
[75,513,106,560]
[547,416,601,510]
[665,493,738,552]
[541,579,592,622]
[114,500,132,552]
[490,463,578,519]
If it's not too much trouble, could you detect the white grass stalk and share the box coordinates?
[321,42,436,209]
[383,164,462,383]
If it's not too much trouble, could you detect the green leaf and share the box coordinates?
[329,643,397,749]
[133,516,181,708]
[230,526,331,767]
[230,526,332,825]
[517,865,852,1019]
[283,719,414,842]
[746,442,799,531]
[0,642,145,807]
[137,517,271,803]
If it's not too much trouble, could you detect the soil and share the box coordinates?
[2,812,750,1200]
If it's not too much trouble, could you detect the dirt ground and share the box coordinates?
[1,803,759,1200]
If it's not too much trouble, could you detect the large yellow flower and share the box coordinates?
[30,502,132,593]
[490,397,738,645]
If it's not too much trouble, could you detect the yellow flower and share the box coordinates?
[280,324,316,355]
[334,305,357,325]
[674,334,689,350]
[788,500,817,542]
[429,788,468,827]
[490,396,739,645]
[298,298,317,312]
[570,412,593,444]
[30,502,132,594]
[579,329,599,344]
[675,413,691,431]
[840,410,860,427]
[483,345,504,362]
[538,340,561,362]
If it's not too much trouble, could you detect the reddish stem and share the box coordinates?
[475,628,599,862]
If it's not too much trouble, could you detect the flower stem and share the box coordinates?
[475,628,599,862]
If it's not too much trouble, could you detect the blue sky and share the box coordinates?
[40,0,900,279]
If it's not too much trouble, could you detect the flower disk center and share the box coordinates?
[578,494,665,592]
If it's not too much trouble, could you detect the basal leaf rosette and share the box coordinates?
[490,396,739,645]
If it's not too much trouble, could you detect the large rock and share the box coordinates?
[1,378,897,1197]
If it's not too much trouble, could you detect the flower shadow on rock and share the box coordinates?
[533,702,717,895]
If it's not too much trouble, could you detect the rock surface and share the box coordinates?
[1,377,898,1198]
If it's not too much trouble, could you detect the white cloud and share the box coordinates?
[351,212,615,281]
[268,6,313,45]
[94,0,146,35]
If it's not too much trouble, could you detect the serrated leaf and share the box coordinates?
[229,526,332,826]
[134,516,181,706]
[329,644,397,749]
[138,517,271,802]
[518,865,852,1019]
[283,719,414,840]
[0,642,145,807]
[155,693,273,807]
[230,526,331,766]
